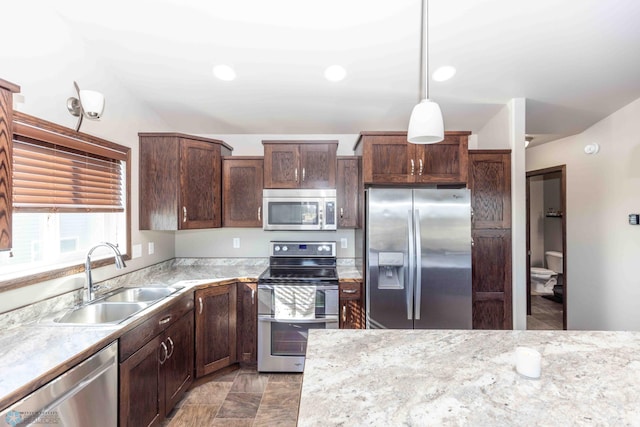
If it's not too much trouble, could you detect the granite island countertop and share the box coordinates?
[298,329,640,426]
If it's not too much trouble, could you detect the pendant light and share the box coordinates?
[407,0,444,144]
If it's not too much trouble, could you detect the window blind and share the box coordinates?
[12,118,127,213]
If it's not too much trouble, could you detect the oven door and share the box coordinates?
[257,316,338,372]
[257,283,339,372]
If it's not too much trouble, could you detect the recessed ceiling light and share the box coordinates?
[432,66,456,82]
[213,65,236,81]
[324,65,347,82]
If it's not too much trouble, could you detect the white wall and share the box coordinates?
[526,96,640,331]
[1,3,175,311]
[476,104,512,149]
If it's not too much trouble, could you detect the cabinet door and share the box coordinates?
[361,134,415,184]
[337,157,360,228]
[237,282,258,364]
[120,335,163,427]
[415,133,469,184]
[163,311,194,414]
[223,158,264,227]
[468,151,511,229]
[472,229,512,329]
[180,138,221,229]
[299,143,337,188]
[339,281,364,329]
[0,80,19,251]
[195,284,237,377]
[263,144,299,188]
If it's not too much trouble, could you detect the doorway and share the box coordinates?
[526,166,567,330]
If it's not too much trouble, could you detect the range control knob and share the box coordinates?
[282,246,288,251]
[274,246,281,252]
[318,246,324,252]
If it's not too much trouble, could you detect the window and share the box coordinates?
[0,112,130,285]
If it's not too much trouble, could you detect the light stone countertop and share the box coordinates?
[298,329,640,426]
[0,257,360,411]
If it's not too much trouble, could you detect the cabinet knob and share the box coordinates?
[183,206,187,223]
[199,297,203,315]
[294,168,298,182]
[340,207,344,218]
[251,288,256,305]
[302,167,306,182]
[159,316,172,325]
[419,159,423,175]
[410,159,415,175]
[342,305,346,323]
[258,206,261,221]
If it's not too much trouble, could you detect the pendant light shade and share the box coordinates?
[407,0,444,144]
[407,99,444,144]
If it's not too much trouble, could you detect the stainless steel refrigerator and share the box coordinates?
[366,187,472,329]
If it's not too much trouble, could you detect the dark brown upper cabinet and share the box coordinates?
[0,79,20,252]
[139,133,232,230]
[354,131,470,185]
[222,157,264,227]
[337,156,361,228]
[468,150,512,229]
[262,141,337,189]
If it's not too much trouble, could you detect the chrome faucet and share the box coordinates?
[85,242,127,303]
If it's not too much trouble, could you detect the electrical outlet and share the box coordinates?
[132,244,142,259]
[340,238,348,249]
[233,238,240,249]
[148,242,155,255]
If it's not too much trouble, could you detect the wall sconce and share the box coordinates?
[584,143,600,155]
[66,81,105,132]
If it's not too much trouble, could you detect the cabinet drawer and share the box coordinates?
[120,292,194,362]
[339,282,361,299]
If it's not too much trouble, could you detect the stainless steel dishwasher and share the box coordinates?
[1,341,118,427]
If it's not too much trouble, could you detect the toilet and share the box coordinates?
[531,251,563,294]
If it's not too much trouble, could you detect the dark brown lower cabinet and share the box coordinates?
[119,294,194,427]
[472,229,512,329]
[237,282,258,364]
[195,284,237,377]
[339,281,365,329]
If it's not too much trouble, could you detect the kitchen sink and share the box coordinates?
[101,287,180,303]
[54,302,148,325]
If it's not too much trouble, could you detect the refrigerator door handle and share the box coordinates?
[414,209,422,320]
[407,209,414,320]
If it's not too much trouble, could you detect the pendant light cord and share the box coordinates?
[418,0,429,102]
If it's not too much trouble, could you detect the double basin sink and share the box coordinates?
[51,286,182,325]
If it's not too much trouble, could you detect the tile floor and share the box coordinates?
[527,295,563,330]
[164,368,302,427]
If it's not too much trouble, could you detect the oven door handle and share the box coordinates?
[257,284,338,291]
[258,315,339,324]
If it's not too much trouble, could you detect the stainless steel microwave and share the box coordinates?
[262,189,337,231]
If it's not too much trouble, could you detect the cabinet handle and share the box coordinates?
[251,288,255,305]
[302,167,306,182]
[199,297,203,315]
[294,168,298,182]
[159,342,168,365]
[410,159,415,175]
[471,237,475,247]
[419,159,423,175]
[340,207,344,219]
[166,337,175,359]
[183,206,187,223]
[258,206,261,221]
[342,289,357,294]
[342,305,346,323]
[159,316,172,325]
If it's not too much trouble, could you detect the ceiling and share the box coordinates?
[9,0,640,145]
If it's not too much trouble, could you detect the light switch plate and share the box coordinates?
[132,244,142,259]
[340,238,348,249]
[233,238,240,249]
[148,242,155,255]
